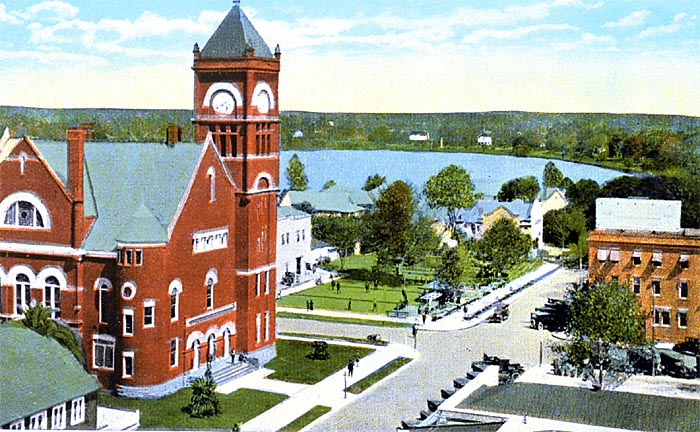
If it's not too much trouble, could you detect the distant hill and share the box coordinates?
[2,106,699,174]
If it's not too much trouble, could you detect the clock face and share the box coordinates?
[211,90,235,115]
[256,90,271,114]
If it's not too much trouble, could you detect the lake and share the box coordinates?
[280,150,626,196]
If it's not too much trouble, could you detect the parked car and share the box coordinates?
[488,303,510,323]
[530,310,566,331]
[673,337,700,357]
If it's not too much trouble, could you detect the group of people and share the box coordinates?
[347,357,360,376]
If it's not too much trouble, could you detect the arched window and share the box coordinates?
[1,192,51,229]
[169,280,182,321]
[44,276,61,319]
[15,273,31,314]
[207,166,216,202]
[206,278,214,309]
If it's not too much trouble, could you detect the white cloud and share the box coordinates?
[16,1,78,22]
[603,10,651,28]
[462,24,578,44]
[0,48,107,66]
[0,3,21,24]
[637,23,681,39]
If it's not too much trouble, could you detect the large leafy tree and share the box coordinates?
[436,243,468,288]
[474,219,532,278]
[424,164,481,231]
[312,215,365,269]
[565,179,600,230]
[365,180,416,271]
[497,176,540,202]
[285,153,308,191]
[543,161,564,187]
[543,206,587,247]
[19,304,84,364]
[565,281,646,390]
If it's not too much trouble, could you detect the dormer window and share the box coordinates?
[1,192,51,229]
[207,166,216,202]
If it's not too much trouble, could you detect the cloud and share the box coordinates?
[0,3,21,24]
[462,24,579,44]
[603,10,651,28]
[15,1,78,22]
[637,23,681,39]
[0,48,107,66]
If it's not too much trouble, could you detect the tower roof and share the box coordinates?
[201,2,273,59]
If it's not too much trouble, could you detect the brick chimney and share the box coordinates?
[67,128,85,247]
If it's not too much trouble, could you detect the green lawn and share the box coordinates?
[277,311,412,327]
[345,357,413,394]
[98,388,286,430]
[280,405,332,431]
[266,339,374,384]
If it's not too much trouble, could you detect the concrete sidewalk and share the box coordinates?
[222,341,418,432]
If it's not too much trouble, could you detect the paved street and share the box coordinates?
[278,267,584,432]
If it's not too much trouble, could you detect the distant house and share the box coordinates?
[277,206,314,289]
[279,184,378,217]
[538,187,568,214]
[292,130,304,138]
[409,131,429,141]
[477,133,492,145]
[455,198,542,248]
[0,325,102,430]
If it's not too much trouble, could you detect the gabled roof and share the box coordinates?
[540,186,566,200]
[201,3,273,58]
[34,140,203,251]
[456,199,533,224]
[0,325,101,425]
[282,185,375,214]
[277,206,311,220]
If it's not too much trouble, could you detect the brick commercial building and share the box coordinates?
[588,198,700,344]
[0,2,280,397]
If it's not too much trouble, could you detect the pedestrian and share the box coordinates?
[347,359,355,376]
[422,311,427,325]
[306,300,310,310]
[331,280,336,291]
[365,280,370,293]
[402,288,408,302]
[337,281,341,293]
[372,299,377,312]
[309,299,314,310]
[347,298,352,310]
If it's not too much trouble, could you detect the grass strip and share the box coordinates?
[98,388,286,430]
[345,357,412,394]
[279,405,332,431]
[277,311,412,328]
[280,332,389,346]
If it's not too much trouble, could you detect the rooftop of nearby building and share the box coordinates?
[596,197,682,232]
[281,184,379,214]
[0,325,101,425]
[455,198,533,224]
[277,205,311,220]
[33,139,203,251]
[458,382,700,432]
[200,2,274,58]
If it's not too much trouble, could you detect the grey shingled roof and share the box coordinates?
[201,4,273,58]
[34,141,203,251]
[0,325,101,425]
[284,186,374,214]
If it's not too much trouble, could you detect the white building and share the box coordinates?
[277,206,314,289]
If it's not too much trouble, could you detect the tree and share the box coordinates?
[20,303,84,365]
[543,206,587,247]
[473,219,532,279]
[312,215,364,269]
[424,164,481,231]
[543,161,564,187]
[285,153,308,191]
[565,179,600,230]
[322,180,336,190]
[564,281,646,390]
[436,243,468,288]
[564,231,589,269]
[365,180,416,271]
[497,176,540,202]
[363,173,386,191]
[187,377,221,418]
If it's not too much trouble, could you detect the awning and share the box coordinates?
[652,251,663,263]
[609,249,620,262]
[632,250,642,258]
[679,254,689,262]
[597,248,610,261]
[419,291,442,302]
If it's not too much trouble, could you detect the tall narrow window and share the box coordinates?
[678,310,688,328]
[207,166,216,202]
[99,283,109,323]
[171,291,178,320]
[679,280,688,299]
[51,403,66,430]
[123,308,134,336]
[44,276,61,319]
[170,338,178,367]
[264,310,270,341]
[206,278,214,309]
[255,273,261,296]
[652,279,661,296]
[144,299,155,327]
[264,270,270,294]
[255,313,262,343]
[15,273,31,314]
[633,277,641,295]
[123,351,134,378]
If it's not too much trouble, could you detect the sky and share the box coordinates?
[0,1,699,116]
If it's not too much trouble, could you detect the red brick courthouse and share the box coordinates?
[0,3,280,397]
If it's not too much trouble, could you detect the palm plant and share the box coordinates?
[187,377,221,418]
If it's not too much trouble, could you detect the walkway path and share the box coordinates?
[219,340,418,432]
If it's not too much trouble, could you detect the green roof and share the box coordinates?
[285,187,372,214]
[35,141,203,251]
[277,206,311,219]
[459,383,700,432]
[0,325,100,425]
[201,4,273,59]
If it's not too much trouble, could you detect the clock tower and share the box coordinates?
[193,1,280,357]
